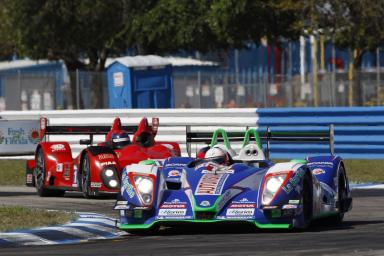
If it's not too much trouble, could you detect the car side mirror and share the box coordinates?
[80,139,91,145]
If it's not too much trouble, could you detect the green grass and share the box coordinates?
[343,159,384,183]
[0,206,74,232]
[0,160,27,186]
[0,159,383,185]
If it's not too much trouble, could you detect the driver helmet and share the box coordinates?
[205,146,232,164]
[111,131,131,149]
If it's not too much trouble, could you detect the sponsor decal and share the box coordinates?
[263,205,278,209]
[226,208,255,217]
[307,161,333,167]
[28,129,40,144]
[195,173,229,195]
[121,172,135,198]
[98,154,114,160]
[288,199,300,204]
[282,169,305,194]
[167,170,180,177]
[158,209,187,216]
[312,168,326,175]
[50,144,65,152]
[201,168,234,174]
[200,200,211,207]
[56,163,63,173]
[26,174,33,183]
[160,204,186,209]
[164,163,186,168]
[63,165,70,180]
[0,127,40,145]
[100,161,117,167]
[229,203,256,208]
[282,204,298,209]
[125,183,135,198]
[114,205,130,210]
[90,182,102,188]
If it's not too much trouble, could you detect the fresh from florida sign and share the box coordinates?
[0,120,40,155]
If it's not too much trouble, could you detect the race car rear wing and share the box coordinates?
[186,125,335,158]
[39,117,159,144]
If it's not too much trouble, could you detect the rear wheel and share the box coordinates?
[35,147,65,197]
[327,166,348,225]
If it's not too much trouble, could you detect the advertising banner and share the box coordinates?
[0,120,40,155]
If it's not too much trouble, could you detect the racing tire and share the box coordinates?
[81,153,96,199]
[301,173,313,228]
[327,166,348,225]
[34,147,65,197]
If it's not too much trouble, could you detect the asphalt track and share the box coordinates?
[0,186,383,256]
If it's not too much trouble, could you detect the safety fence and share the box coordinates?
[1,107,384,159]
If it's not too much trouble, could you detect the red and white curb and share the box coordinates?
[0,212,125,247]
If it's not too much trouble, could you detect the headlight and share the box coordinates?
[262,174,288,205]
[109,180,118,188]
[100,167,120,189]
[134,176,154,205]
[135,177,153,194]
[105,168,114,177]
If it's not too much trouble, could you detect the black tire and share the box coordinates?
[81,153,95,199]
[34,147,65,197]
[327,166,348,225]
[301,173,313,228]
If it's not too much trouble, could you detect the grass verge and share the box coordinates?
[0,159,383,185]
[0,160,26,186]
[0,206,74,232]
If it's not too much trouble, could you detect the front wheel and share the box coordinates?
[34,147,65,197]
[301,173,313,228]
[81,153,96,198]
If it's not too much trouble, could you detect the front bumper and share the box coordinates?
[119,219,291,231]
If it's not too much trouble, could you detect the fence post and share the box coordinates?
[76,69,80,109]
[377,47,381,106]
[331,41,336,106]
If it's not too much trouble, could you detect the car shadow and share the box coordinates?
[0,191,36,197]
[128,219,384,237]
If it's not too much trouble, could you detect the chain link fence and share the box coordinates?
[0,69,382,110]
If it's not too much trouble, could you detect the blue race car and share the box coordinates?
[114,128,352,233]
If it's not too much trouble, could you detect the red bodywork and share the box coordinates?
[26,117,180,196]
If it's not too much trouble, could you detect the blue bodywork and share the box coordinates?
[115,153,352,231]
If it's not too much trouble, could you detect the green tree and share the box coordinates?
[319,0,384,105]
[0,0,18,60]
[122,0,221,54]
[6,0,127,108]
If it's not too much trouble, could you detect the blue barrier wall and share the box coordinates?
[256,107,384,159]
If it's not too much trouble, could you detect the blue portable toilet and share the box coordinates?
[106,55,174,108]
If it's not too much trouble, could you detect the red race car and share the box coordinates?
[26,117,181,198]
